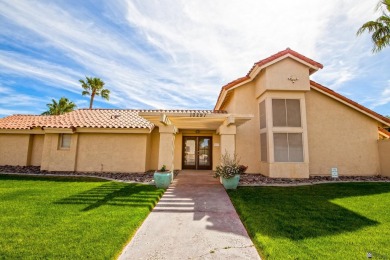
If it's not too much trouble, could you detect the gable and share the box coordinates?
[214,49,389,128]
[215,48,323,110]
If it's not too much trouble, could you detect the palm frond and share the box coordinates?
[357,0,390,52]
[79,76,110,108]
[41,97,76,115]
[100,89,110,100]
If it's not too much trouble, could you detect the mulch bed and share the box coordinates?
[240,173,390,185]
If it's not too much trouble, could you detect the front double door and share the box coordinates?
[182,136,212,170]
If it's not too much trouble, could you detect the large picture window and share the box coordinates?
[272,99,301,127]
[273,133,303,162]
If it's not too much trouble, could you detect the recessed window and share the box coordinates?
[272,99,301,127]
[273,133,303,162]
[60,134,71,149]
[259,100,266,129]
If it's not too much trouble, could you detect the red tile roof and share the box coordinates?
[214,49,389,127]
[0,109,227,130]
[246,48,323,77]
[215,76,250,109]
[0,115,63,130]
[215,48,323,109]
[310,81,390,125]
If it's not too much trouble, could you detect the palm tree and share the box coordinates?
[42,97,77,115]
[357,0,390,52]
[79,77,110,109]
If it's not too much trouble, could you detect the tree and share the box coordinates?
[79,77,110,109]
[357,0,390,53]
[42,97,76,115]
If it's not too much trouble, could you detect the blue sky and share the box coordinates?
[0,0,389,117]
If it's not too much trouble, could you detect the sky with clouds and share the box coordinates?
[0,0,389,117]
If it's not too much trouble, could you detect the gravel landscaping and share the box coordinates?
[1,166,389,185]
[240,173,390,185]
[0,165,155,183]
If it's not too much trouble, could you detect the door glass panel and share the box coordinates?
[198,138,210,166]
[184,139,196,166]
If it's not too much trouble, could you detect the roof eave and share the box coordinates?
[248,53,322,79]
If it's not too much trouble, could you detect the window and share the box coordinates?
[260,133,267,162]
[272,99,301,127]
[60,134,71,149]
[273,133,303,162]
[259,100,266,129]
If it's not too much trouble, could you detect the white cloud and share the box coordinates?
[0,85,48,116]
[0,0,389,116]
[0,51,80,93]
[370,81,390,109]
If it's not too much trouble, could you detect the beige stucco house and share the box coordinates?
[1,49,390,178]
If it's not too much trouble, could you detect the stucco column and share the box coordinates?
[158,125,177,171]
[217,124,236,158]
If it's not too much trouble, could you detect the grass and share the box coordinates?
[0,174,164,259]
[228,183,390,260]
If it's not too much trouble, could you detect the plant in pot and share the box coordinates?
[214,152,247,190]
[154,165,173,189]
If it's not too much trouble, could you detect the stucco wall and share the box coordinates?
[148,129,160,171]
[41,133,79,171]
[212,134,221,171]
[378,139,390,176]
[174,132,182,170]
[266,58,310,91]
[229,82,261,173]
[306,89,381,176]
[76,133,147,172]
[30,134,44,166]
[0,134,30,166]
[220,91,236,112]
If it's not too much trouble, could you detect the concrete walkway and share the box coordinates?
[119,170,260,260]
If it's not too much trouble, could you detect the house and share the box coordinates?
[1,48,389,178]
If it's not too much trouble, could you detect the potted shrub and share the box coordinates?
[154,165,173,189]
[214,152,247,190]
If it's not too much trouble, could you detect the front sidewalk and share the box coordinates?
[118,170,260,259]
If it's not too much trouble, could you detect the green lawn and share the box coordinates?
[228,183,390,260]
[0,174,164,259]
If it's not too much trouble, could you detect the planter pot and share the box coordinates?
[221,174,240,190]
[154,171,173,189]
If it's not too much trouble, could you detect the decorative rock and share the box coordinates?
[239,173,390,185]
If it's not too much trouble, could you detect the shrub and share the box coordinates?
[214,152,248,179]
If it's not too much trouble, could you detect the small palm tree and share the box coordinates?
[42,97,76,115]
[79,77,110,109]
[357,0,390,53]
